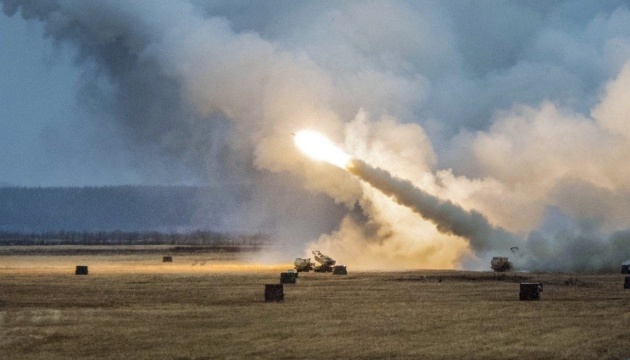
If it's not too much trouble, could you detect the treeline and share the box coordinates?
[0,230,268,246]
[0,185,229,232]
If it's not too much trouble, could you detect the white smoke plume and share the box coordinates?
[347,158,518,255]
[4,0,630,271]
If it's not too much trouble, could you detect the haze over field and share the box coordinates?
[3,0,630,271]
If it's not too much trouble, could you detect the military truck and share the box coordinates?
[294,250,345,273]
[491,256,512,272]
[294,257,313,272]
[311,250,336,272]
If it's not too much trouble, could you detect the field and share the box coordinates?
[1,246,629,359]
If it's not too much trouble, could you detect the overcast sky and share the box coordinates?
[1,14,81,186]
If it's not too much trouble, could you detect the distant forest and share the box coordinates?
[0,186,245,244]
[0,230,267,246]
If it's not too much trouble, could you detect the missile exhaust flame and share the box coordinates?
[294,130,351,169]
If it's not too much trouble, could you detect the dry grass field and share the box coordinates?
[1,246,629,359]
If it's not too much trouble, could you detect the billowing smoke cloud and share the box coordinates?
[347,159,518,254]
[344,157,630,272]
[4,0,630,271]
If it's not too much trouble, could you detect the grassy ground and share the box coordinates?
[1,249,629,359]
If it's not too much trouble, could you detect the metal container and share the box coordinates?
[75,265,89,275]
[265,284,284,302]
[332,265,348,275]
[519,283,541,300]
[280,272,297,284]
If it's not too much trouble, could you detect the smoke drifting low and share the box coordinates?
[5,1,630,271]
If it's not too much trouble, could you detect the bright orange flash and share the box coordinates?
[294,129,351,169]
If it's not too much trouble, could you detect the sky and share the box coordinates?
[2,0,630,271]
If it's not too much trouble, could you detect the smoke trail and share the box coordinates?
[347,158,519,255]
